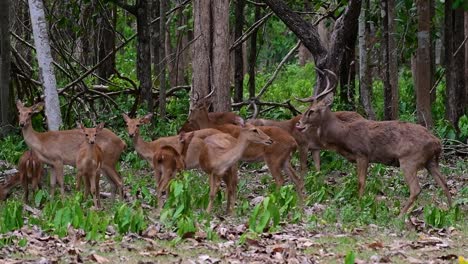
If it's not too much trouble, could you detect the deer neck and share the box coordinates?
[132,131,154,161]
[21,123,43,151]
[319,110,347,145]
[215,134,250,174]
[196,112,212,129]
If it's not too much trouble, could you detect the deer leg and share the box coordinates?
[224,166,238,215]
[356,157,369,197]
[22,174,29,203]
[207,173,221,213]
[311,149,321,172]
[101,165,123,199]
[54,162,65,198]
[298,146,309,176]
[265,157,285,190]
[426,159,452,207]
[96,170,101,208]
[399,163,421,216]
[83,173,91,200]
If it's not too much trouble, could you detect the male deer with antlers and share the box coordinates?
[296,71,452,215]
[188,92,305,201]
[16,101,126,198]
[200,125,273,214]
[0,150,44,202]
[76,123,104,208]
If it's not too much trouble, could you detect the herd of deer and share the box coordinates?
[1,76,452,217]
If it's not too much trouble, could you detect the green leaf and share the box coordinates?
[256,210,271,233]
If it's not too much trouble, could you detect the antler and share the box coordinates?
[296,69,337,103]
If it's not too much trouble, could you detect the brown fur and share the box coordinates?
[76,123,104,208]
[0,150,44,202]
[296,93,452,215]
[188,104,305,202]
[248,111,363,174]
[16,101,126,199]
[200,125,273,214]
[179,112,245,133]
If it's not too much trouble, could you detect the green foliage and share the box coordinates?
[423,205,460,228]
[114,202,147,234]
[0,135,26,165]
[344,251,356,264]
[0,200,23,233]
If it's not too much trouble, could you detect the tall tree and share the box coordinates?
[416,0,433,127]
[339,18,358,109]
[381,0,398,120]
[445,0,466,129]
[96,3,117,79]
[0,0,12,136]
[358,0,376,120]
[159,0,167,118]
[248,6,261,99]
[136,0,153,113]
[192,0,211,100]
[211,0,230,112]
[28,0,62,130]
[233,0,245,103]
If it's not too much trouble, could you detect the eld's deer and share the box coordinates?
[0,150,44,202]
[17,101,126,198]
[296,81,452,215]
[248,111,363,174]
[200,125,273,214]
[153,131,195,209]
[179,112,245,133]
[188,97,304,201]
[76,123,104,208]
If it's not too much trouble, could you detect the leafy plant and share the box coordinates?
[0,200,23,233]
[114,202,147,234]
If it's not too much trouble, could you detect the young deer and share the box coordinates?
[0,150,44,202]
[153,131,195,209]
[248,111,363,174]
[296,92,452,215]
[200,125,273,214]
[76,123,104,208]
[16,101,126,198]
[188,98,305,201]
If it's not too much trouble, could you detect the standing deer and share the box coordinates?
[296,74,452,215]
[0,150,44,202]
[179,111,245,133]
[248,111,363,174]
[153,131,195,209]
[16,101,126,198]
[200,125,273,214]
[188,96,305,201]
[76,123,104,208]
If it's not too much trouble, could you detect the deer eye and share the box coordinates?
[28,113,32,116]
[85,134,89,137]
[136,124,140,127]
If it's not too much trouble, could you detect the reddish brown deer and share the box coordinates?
[76,123,104,208]
[179,112,245,133]
[16,101,126,198]
[200,125,273,214]
[0,150,44,202]
[188,97,304,202]
[296,85,452,215]
[153,131,195,209]
[248,111,363,174]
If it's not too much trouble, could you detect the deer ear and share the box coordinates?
[141,113,153,124]
[96,122,105,131]
[178,131,186,142]
[16,100,24,109]
[32,102,44,113]
[321,93,334,107]
[78,123,86,131]
[122,113,129,122]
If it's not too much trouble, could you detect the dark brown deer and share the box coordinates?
[248,111,363,174]
[296,73,452,215]
[188,94,305,202]
[0,150,44,202]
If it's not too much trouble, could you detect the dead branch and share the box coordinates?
[230,12,273,52]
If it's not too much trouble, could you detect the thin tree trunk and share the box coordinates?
[429,0,436,103]
[465,11,468,111]
[136,0,153,113]
[152,0,160,89]
[211,0,230,112]
[233,0,245,103]
[96,3,116,79]
[248,6,261,99]
[28,0,62,130]
[298,0,313,66]
[192,0,211,100]
[159,0,167,117]
[416,0,433,128]
[0,0,12,136]
[339,19,358,110]
[358,0,375,120]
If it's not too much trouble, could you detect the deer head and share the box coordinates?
[241,125,274,145]
[296,93,334,132]
[16,101,44,128]
[79,122,105,144]
[122,113,153,137]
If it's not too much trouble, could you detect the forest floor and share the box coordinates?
[0,155,467,264]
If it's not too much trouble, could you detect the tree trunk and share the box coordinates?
[96,3,116,79]
[136,0,153,113]
[429,0,436,103]
[381,0,398,120]
[339,19,358,110]
[152,0,160,89]
[416,0,433,128]
[28,0,62,130]
[0,0,12,136]
[358,0,376,120]
[248,6,261,99]
[465,11,468,110]
[159,0,167,118]
[298,0,313,66]
[192,0,211,101]
[233,0,245,103]
[211,0,230,112]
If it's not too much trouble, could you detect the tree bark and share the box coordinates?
[416,0,433,128]
[152,0,160,89]
[136,0,153,113]
[465,11,468,111]
[381,0,399,120]
[298,0,313,66]
[192,0,211,101]
[248,6,261,99]
[0,0,12,136]
[233,0,245,103]
[159,0,167,118]
[28,0,62,130]
[211,0,230,112]
[358,0,375,120]
[96,3,116,79]
[339,18,358,109]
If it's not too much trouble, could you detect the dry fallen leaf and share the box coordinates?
[367,241,384,250]
[89,253,110,263]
